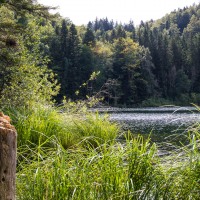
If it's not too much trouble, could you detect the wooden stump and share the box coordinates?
[0,112,17,200]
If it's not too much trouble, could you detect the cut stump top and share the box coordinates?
[0,112,16,131]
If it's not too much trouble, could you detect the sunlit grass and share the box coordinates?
[16,132,200,199]
[16,135,160,200]
[4,104,200,199]
[5,105,119,149]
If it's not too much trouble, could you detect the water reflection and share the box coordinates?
[110,112,200,133]
[106,107,200,144]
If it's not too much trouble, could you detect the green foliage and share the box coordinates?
[111,38,155,105]
[1,2,199,199]
[68,113,118,148]
[0,7,59,108]
[16,123,200,199]
[134,4,200,102]
[141,97,174,107]
[38,3,200,106]
[0,62,59,108]
[112,38,139,105]
[0,0,56,18]
[5,104,119,148]
[83,25,96,46]
[1,0,200,108]
[175,69,190,95]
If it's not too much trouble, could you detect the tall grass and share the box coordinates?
[4,104,200,199]
[163,131,200,199]
[5,105,118,148]
[16,131,200,199]
[16,135,160,200]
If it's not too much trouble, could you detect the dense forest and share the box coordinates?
[1,2,200,199]
[0,1,200,107]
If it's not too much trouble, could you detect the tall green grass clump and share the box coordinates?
[158,131,200,199]
[5,105,66,146]
[67,113,119,148]
[16,135,163,200]
[16,131,200,199]
[4,104,119,148]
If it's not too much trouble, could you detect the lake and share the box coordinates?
[95,106,200,144]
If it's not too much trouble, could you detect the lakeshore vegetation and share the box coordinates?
[8,104,200,199]
[0,0,200,199]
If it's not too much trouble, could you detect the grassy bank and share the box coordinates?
[4,105,200,199]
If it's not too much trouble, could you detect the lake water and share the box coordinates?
[96,106,200,144]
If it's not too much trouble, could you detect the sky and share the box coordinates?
[38,0,200,25]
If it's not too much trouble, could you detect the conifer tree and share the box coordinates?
[67,24,82,99]
[83,25,96,46]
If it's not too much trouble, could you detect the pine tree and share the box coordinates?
[60,20,68,57]
[116,25,126,38]
[67,24,82,99]
[83,26,96,46]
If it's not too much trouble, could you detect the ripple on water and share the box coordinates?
[109,108,200,137]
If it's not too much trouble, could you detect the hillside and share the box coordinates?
[47,3,200,106]
[0,2,199,107]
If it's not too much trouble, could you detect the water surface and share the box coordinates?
[99,106,200,144]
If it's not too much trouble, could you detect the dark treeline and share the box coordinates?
[0,1,199,107]
[137,4,200,105]
[46,3,200,106]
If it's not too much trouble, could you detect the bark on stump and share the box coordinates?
[0,112,17,200]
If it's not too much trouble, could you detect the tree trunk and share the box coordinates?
[0,113,17,200]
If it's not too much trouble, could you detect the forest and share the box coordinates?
[0,1,199,107]
[1,1,200,199]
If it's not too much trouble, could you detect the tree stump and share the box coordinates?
[0,112,17,200]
